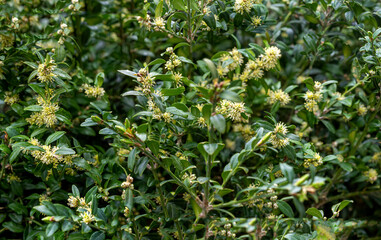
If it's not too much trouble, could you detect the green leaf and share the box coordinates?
[306,207,323,219]
[125,188,134,210]
[55,46,66,62]
[277,200,294,218]
[45,131,66,145]
[280,163,295,182]
[171,0,186,11]
[118,70,137,78]
[72,185,80,198]
[9,148,22,164]
[283,145,296,160]
[34,205,54,215]
[62,220,73,232]
[90,231,105,240]
[2,221,24,233]
[99,128,117,135]
[161,87,185,96]
[46,222,59,237]
[148,58,166,67]
[211,114,226,133]
[174,42,190,50]
[128,148,138,171]
[203,14,216,30]
[190,198,202,219]
[0,144,11,154]
[338,162,352,172]
[220,90,242,102]
[53,68,71,80]
[202,104,213,121]
[95,72,104,87]
[24,105,43,111]
[147,140,159,156]
[8,202,27,215]
[56,147,75,155]
[322,120,335,134]
[332,200,353,214]
[323,155,337,162]
[29,83,45,97]
[121,90,143,97]
[155,0,164,18]
[303,77,314,91]
[31,128,48,138]
[24,61,38,69]
[85,186,98,203]
[197,143,224,162]
[202,58,218,79]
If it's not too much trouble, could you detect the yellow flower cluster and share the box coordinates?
[7,174,21,183]
[27,138,76,168]
[357,104,367,116]
[68,195,79,208]
[147,97,173,123]
[124,207,129,217]
[121,174,134,189]
[68,195,96,224]
[252,16,262,27]
[37,59,56,83]
[233,124,254,141]
[80,84,105,98]
[234,0,261,14]
[39,194,51,204]
[303,153,323,168]
[175,151,188,161]
[216,99,249,123]
[197,117,207,127]
[117,148,131,162]
[182,172,196,184]
[174,72,183,87]
[4,91,19,105]
[154,17,165,31]
[137,14,152,30]
[81,211,96,224]
[11,17,19,30]
[0,34,14,49]
[201,21,211,31]
[262,46,282,70]
[304,81,323,113]
[120,174,134,189]
[270,122,289,148]
[217,48,244,76]
[165,47,182,71]
[267,89,290,106]
[26,97,59,128]
[217,223,236,238]
[239,46,281,82]
[364,169,378,184]
[57,22,69,45]
[371,152,381,163]
[135,68,155,94]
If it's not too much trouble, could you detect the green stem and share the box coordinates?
[187,0,193,60]
[320,93,381,205]
[131,216,141,240]
[213,193,276,208]
[150,163,169,219]
[327,189,381,203]
[138,146,199,203]
[116,160,128,177]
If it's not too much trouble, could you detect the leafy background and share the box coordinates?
[0,0,381,239]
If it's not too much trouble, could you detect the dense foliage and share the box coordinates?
[1,0,381,239]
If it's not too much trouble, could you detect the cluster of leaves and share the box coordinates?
[1,0,381,239]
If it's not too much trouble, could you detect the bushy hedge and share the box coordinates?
[1,0,381,239]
